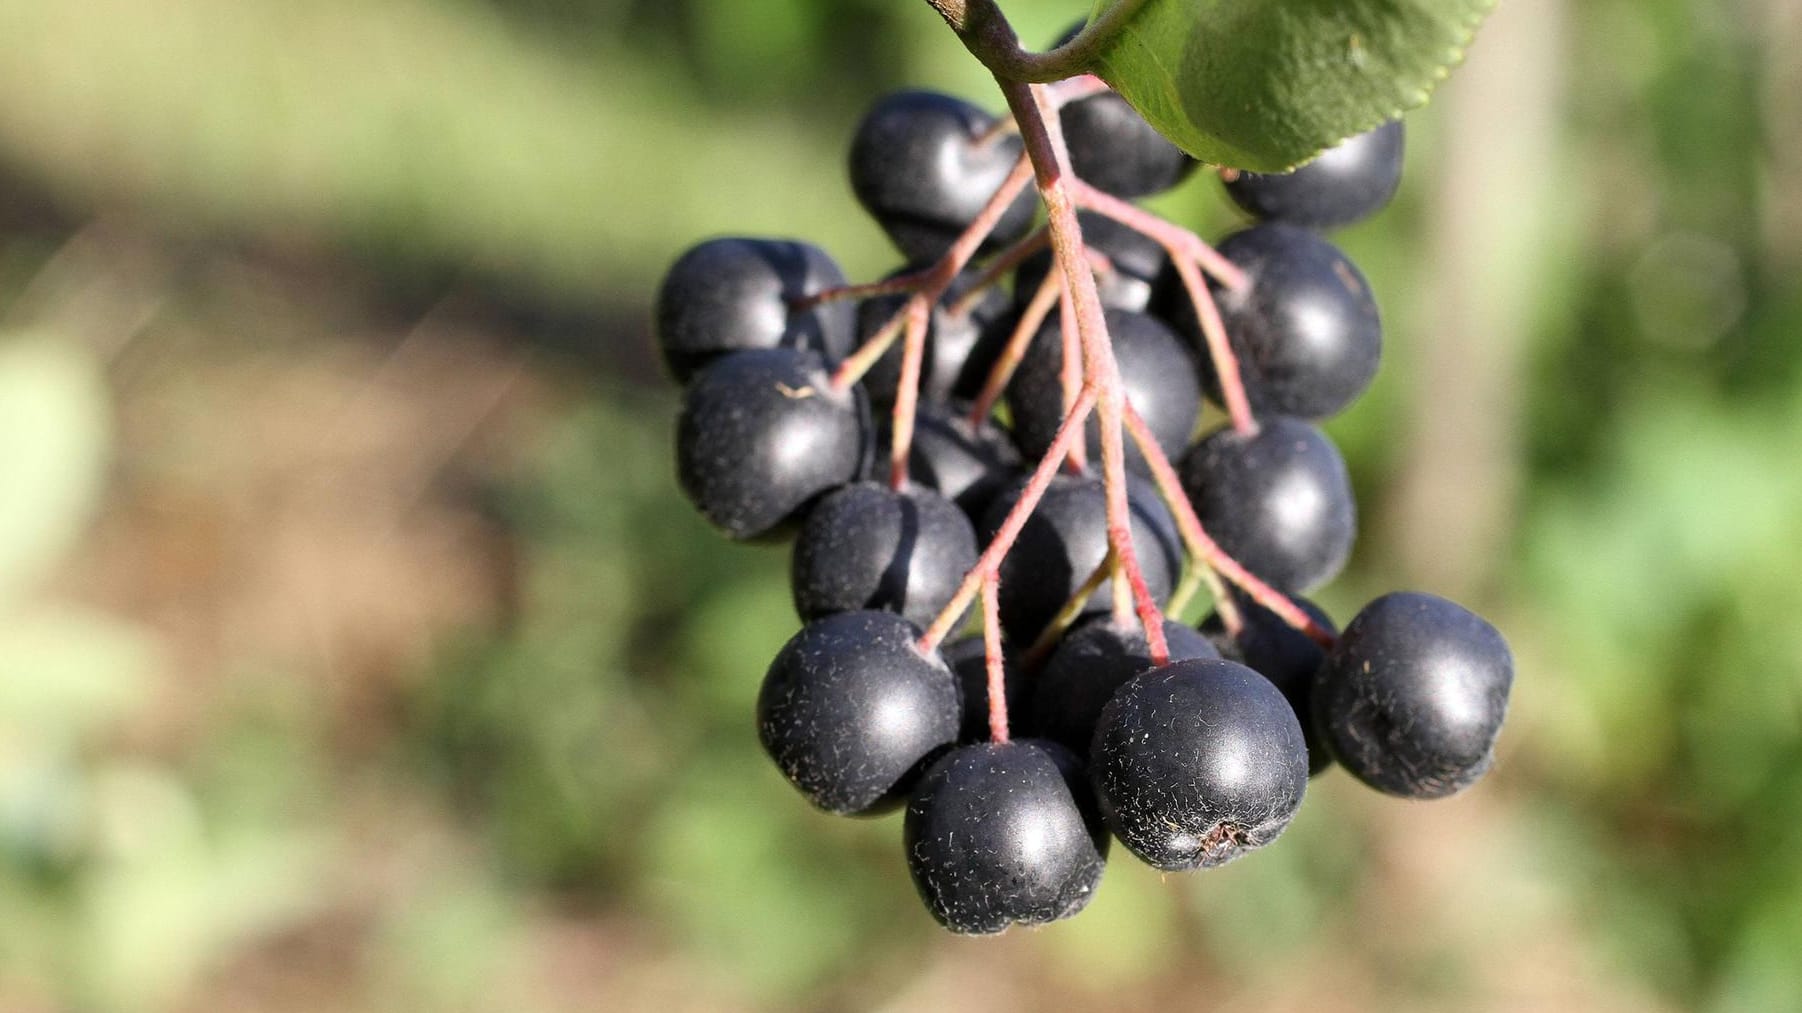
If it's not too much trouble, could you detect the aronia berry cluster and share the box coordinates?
[655,68,1513,934]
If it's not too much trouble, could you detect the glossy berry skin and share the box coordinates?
[1202,591,1339,774]
[983,473,1180,642]
[1185,224,1381,420]
[849,91,1038,263]
[654,237,856,384]
[1007,309,1201,474]
[1179,417,1355,592]
[856,268,1015,408]
[1313,592,1513,799]
[944,636,1029,744]
[1224,120,1405,230]
[758,611,962,816]
[791,482,978,629]
[1015,211,1169,315]
[1091,659,1308,871]
[676,348,870,541]
[891,405,1022,522]
[1030,616,1219,756]
[905,739,1108,934]
[1061,91,1197,199]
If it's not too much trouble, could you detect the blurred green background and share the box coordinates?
[1,0,1799,1009]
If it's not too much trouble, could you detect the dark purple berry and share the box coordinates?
[1091,659,1308,870]
[757,611,962,815]
[1006,309,1201,474]
[791,482,978,629]
[1224,120,1405,230]
[856,267,1015,408]
[983,473,1180,642]
[1201,591,1339,774]
[1179,417,1355,592]
[1030,616,1219,756]
[944,636,1029,745]
[905,739,1107,934]
[1061,92,1197,199]
[849,91,1038,263]
[890,405,1023,523]
[1313,592,1513,799]
[676,349,871,541]
[654,237,855,384]
[1169,224,1380,420]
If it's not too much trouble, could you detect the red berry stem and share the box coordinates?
[981,570,1010,743]
[1069,180,1249,291]
[1055,285,1087,473]
[1122,402,1336,648]
[829,310,907,390]
[918,384,1098,653]
[826,153,1035,394]
[791,272,923,312]
[967,266,1060,425]
[946,225,1050,316]
[1166,250,1258,437]
[888,298,933,489]
[1001,78,1169,668]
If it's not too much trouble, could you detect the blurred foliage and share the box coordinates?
[0,0,1799,1010]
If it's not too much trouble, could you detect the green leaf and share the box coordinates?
[1085,0,1493,170]
[0,335,112,607]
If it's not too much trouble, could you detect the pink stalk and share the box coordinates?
[968,268,1060,425]
[1003,79,1168,668]
[1169,253,1258,436]
[1122,403,1335,648]
[982,572,1009,743]
[918,385,1099,652]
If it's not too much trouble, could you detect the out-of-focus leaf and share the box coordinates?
[0,336,110,607]
[0,607,157,744]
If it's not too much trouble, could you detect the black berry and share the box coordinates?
[1177,224,1381,420]
[1030,615,1219,756]
[1179,417,1355,592]
[849,91,1038,263]
[757,610,962,815]
[791,481,978,629]
[654,237,855,384]
[905,739,1108,934]
[944,636,1029,744]
[1007,308,1201,474]
[676,348,871,541]
[984,473,1180,642]
[1313,592,1513,799]
[1224,120,1405,230]
[1201,591,1339,774]
[1091,659,1308,870]
[1061,92,1197,199]
[891,404,1023,523]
